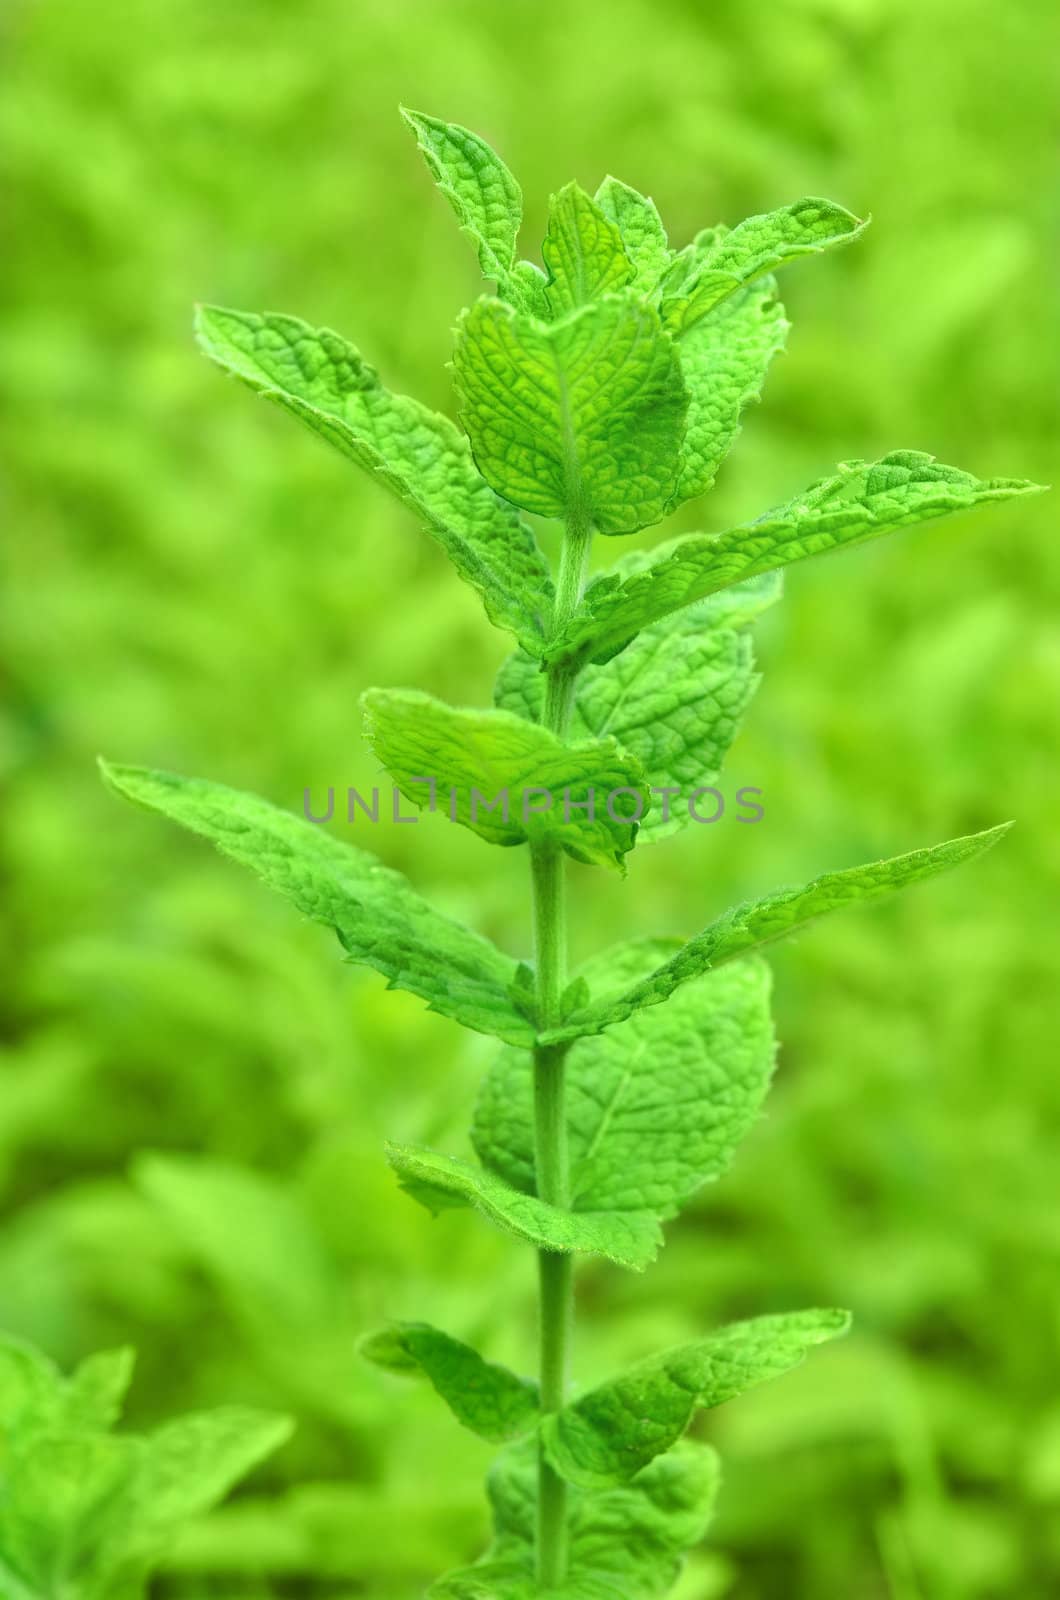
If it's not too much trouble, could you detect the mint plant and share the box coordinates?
[102,110,1040,1597]
[0,1330,289,1598]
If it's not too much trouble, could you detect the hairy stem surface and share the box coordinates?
[531,510,592,1587]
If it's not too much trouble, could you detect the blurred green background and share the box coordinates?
[2,0,1057,1595]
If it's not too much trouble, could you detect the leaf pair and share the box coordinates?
[429,1437,720,1599]
[362,1307,848,1486]
[0,1333,289,1600]
[100,763,1009,1058]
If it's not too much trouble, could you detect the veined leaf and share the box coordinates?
[387,1144,662,1271]
[362,688,650,870]
[673,279,789,505]
[544,1309,851,1487]
[361,1321,538,1444]
[453,291,688,535]
[548,824,1010,1042]
[662,197,866,331]
[401,108,522,288]
[474,951,775,1219]
[430,1436,720,1598]
[495,577,779,843]
[595,177,671,289]
[195,305,552,650]
[549,453,1045,665]
[543,182,632,313]
[100,762,534,1046]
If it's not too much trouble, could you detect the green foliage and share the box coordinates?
[96,100,1034,1599]
[5,8,1052,1597]
[549,824,1010,1041]
[542,1310,851,1488]
[362,1322,539,1445]
[100,761,534,1044]
[195,305,553,649]
[430,1439,720,1598]
[474,952,776,1218]
[362,689,650,868]
[453,292,688,535]
[0,1332,289,1599]
[386,1143,664,1272]
[549,454,1042,665]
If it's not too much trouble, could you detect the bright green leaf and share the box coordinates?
[547,824,1010,1042]
[673,279,789,505]
[361,1321,539,1444]
[543,182,632,314]
[401,108,522,286]
[495,578,779,843]
[362,688,650,870]
[549,453,1045,665]
[475,951,775,1222]
[662,197,866,331]
[453,291,688,535]
[544,1309,851,1487]
[195,305,552,650]
[595,177,671,288]
[430,1437,720,1598]
[100,762,534,1046]
[387,1143,662,1271]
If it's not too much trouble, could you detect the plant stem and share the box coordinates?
[531,509,592,1589]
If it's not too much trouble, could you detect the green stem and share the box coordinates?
[531,509,592,1589]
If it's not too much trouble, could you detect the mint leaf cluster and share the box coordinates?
[0,1333,289,1599]
[102,108,1039,1597]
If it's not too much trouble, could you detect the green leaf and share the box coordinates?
[495,577,779,843]
[474,952,775,1220]
[430,1437,720,1598]
[547,824,1010,1042]
[195,305,552,651]
[361,1321,539,1444]
[64,1348,136,1432]
[387,1143,662,1272]
[362,688,650,870]
[673,279,789,505]
[401,108,522,287]
[453,291,688,535]
[543,1309,851,1487]
[542,183,632,314]
[662,197,866,331]
[0,1328,291,1598]
[595,177,671,288]
[100,762,534,1046]
[124,1407,294,1537]
[548,453,1045,665]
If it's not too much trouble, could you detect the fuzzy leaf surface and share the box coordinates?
[387,1144,662,1271]
[544,1309,851,1487]
[100,762,534,1046]
[495,577,779,842]
[594,178,671,288]
[401,108,522,286]
[663,197,865,330]
[195,305,551,650]
[361,1321,538,1444]
[548,825,1010,1042]
[363,689,649,869]
[673,279,789,504]
[549,453,1044,664]
[430,1437,719,1598]
[474,951,775,1219]
[453,292,687,535]
[543,183,632,313]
